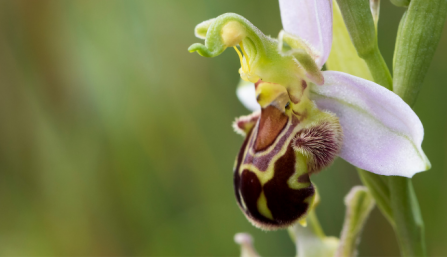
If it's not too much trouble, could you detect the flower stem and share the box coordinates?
[288,209,339,257]
[335,186,375,257]
[362,48,393,90]
[307,210,325,238]
[357,168,394,226]
[388,177,426,256]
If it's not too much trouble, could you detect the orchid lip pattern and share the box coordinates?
[189,1,430,230]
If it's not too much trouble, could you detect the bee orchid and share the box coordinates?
[188,1,430,230]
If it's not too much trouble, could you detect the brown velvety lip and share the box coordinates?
[255,105,288,151]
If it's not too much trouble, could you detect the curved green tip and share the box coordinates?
[188,43,213,57]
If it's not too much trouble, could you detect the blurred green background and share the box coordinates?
[0,0,446,256]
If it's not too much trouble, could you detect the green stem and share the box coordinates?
[288,210,326,242]
[388,177,426,256]
[335,186,375,257]
[308,210,325,238]
[393,0,447,107]
[362,47,393,90]
[288,209,339,257]
[357,168,394,226]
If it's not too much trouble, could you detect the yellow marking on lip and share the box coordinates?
[295,192,316,227]
[239,120,302,185]
[237,104,327,187]
[239,190,248,211]
[239,164,273,185]
[257,191,274,220]
[287,154,311,190]
[298,217,307,227]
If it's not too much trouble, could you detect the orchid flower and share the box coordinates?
[188,1,430,230]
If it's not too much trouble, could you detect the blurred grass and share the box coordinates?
[0,0,445,256]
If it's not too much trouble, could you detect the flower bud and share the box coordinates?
[370,0,380,30]
[390,0,410,7]
[335,186,375,257]
[393,0,447,106]
[234,233,260,257]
